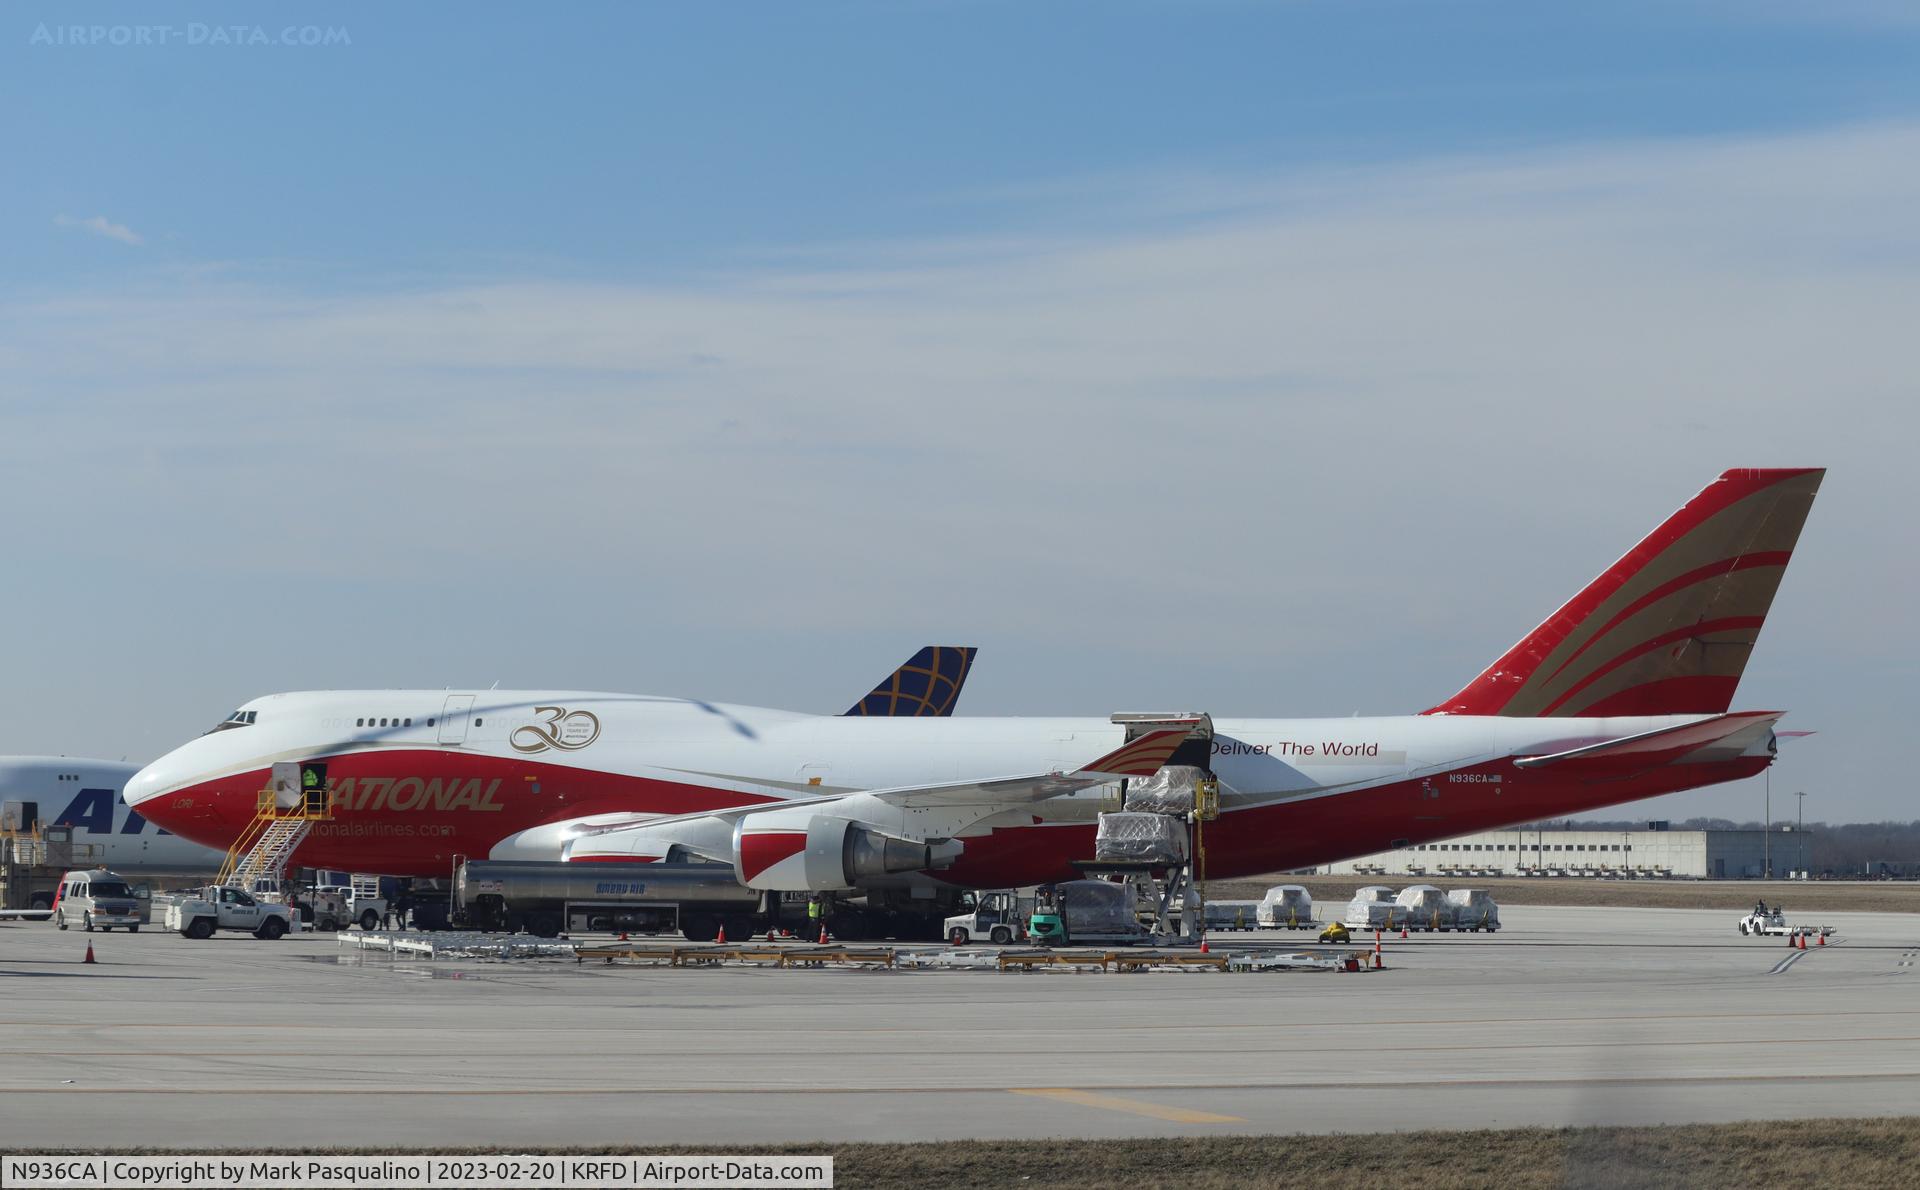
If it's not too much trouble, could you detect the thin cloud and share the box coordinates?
[54,213,143,246]
[1,122,1912,820]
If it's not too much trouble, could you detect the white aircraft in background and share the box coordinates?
[125,470,1823,937]
[0,757,226,909]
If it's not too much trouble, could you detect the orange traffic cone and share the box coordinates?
[618,931,629,942]
[83,942,95,964]
[715,923,727,945]
[1400,926,1409,940]
[818,925,829,945]
[1799,932,1808,950]
[1199,939,1210,953]
[1786,930,1796,948]
[768,929,777,943]
[1373,951,1382,969]
[1818,932,1827,947]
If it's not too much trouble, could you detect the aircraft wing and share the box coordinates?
[1514,711,1783,774]
[575,729,1187,842]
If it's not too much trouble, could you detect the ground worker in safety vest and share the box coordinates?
[807,895,823,930]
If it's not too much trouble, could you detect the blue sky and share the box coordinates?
[3,2,1916,822]
[10,2,1919,284]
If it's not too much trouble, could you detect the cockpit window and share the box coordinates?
[204,709,258,735]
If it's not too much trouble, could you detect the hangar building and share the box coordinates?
[1318,827,1812,880]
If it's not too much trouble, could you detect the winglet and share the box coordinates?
[1079,729,1188,778]
[844,646,977,717]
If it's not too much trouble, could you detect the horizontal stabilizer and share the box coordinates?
[1515,711,1782,774]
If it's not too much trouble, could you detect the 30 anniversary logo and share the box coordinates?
[510,706,602,754]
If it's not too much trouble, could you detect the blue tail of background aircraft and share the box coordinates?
[844,646,977,717]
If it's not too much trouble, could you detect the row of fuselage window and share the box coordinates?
[352,716,488,729]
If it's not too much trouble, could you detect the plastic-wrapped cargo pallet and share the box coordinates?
[1257,884,1314,928]
[1057,880,1141,933]
[1396,884,1455,931]
[1343,885,1399,928]
[1447,888,1500,931]
[1093,812,1190,862]
[1123,765,1205,814]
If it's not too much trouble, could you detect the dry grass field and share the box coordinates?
[809,1120,1920,1188]
[28,1119,1920,1188]
[1208,874,1920,915]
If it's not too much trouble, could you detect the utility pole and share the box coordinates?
[1764,770,1771,880]
[1795,791,1806,877]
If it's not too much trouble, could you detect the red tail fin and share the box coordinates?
[1426,469,1823,718]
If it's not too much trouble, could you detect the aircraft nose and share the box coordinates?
[123,760,170,808]
[121,750,245,850]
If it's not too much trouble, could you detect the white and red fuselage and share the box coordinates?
[122,467,1823,888]
[122,693,1774,883]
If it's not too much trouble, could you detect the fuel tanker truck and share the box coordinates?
[453,860,768,940]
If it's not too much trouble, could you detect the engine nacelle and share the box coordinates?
[492,814,654,863]
[551,815,736,865]
[732,809,962,892]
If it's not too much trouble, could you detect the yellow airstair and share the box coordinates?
[217,774,331,889]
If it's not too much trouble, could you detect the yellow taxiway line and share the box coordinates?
[1008,1087,1244,1124]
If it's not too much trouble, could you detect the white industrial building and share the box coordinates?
[1318,827,1813,880]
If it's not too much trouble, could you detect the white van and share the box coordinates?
[52,869,144,933]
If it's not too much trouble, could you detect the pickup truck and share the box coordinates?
[164,885,293,940]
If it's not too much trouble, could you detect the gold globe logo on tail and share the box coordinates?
[510,706,602,754]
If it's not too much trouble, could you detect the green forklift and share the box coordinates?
[1025,881,1151,946]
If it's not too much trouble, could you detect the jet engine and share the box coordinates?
[562,815,741,864]
[732,809,961,891]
